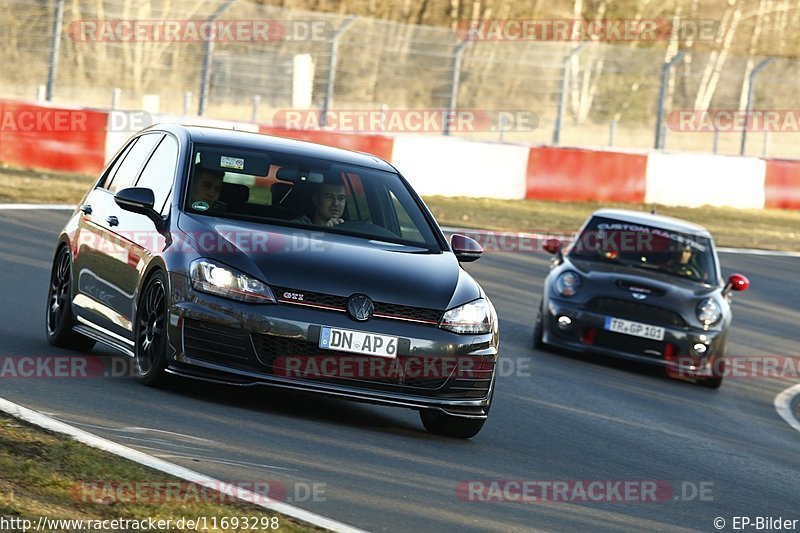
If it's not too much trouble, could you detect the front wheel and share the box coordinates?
[419,410,487,439]
[699,356,725,389]
[134,271,170,388]
[45,246,96,351]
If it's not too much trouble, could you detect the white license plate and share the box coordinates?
[604,317,665,341]
[319,326,399,359]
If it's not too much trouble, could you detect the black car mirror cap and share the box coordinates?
[114,187,164,230]
[723,273,750,295]
[451,234,483,263]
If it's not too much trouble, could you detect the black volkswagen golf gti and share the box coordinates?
[46,124,498,438]
[534,209,749,388]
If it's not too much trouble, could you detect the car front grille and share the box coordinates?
[272,286,443,325]
[586,298,687,328]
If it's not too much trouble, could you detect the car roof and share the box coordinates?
[590,208,712,238]
[146,123,396,172]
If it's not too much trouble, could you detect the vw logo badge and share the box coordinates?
[631,292,647,300]
[347,294,374,321]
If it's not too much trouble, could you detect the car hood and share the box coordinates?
[178,213,479,310]
[567,258,720,301]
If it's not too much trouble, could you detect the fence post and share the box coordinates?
[608,120,617,147]
[740,58,773,156]
[552,43,585,146]
[111,88,121,109]
[444,39,469,136]
[198,0,236,116]
[712,125,719,154]
[321,16,357,127]
[251,95,261,123]
[45,0,65,101]
[654,50,687,150]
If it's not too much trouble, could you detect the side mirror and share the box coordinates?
[115,187,164,230]
[451,234,483,263]
[543,238,561,255]
[724,273,750,294]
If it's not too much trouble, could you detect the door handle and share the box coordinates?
[106,216,119,227]
[80,204,92,215]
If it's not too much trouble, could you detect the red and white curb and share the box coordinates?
[0,397,367,533]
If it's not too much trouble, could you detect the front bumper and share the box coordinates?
[165,273,498,418]
[542,298,725,375]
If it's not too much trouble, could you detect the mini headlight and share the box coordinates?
[190,258,276,304]
[695,298,721,326]
[439,298,494,334]
[555,271,582,297]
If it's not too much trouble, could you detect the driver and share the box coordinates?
[295,182,347,227]
[669,244,696,277]
[188,165,225,209]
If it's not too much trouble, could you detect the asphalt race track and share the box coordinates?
[1,209,799,532]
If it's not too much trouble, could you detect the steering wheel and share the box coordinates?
[335,221,399,239]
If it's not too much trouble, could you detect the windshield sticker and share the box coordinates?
[220,156,245,170]
[596,223,707,252]
[192,201,209,211]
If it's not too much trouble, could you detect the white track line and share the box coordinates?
[774,384,800,434]
[0,398,367,533]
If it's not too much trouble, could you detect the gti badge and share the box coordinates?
[347,294,374,321]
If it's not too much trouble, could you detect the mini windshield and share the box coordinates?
[184,145,440,250]
[569,216,718,284]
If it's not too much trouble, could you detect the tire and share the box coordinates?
[699,355,725,389]
[134,271,170,388]
[532,304,545,349]
[45,246,96,352]
[419,410,487,439]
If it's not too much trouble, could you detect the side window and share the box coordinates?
[389,190,424,242]
[135,135,179,214]
[106,134,163,194]
[99,139,137,189]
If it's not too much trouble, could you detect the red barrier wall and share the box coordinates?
[525,147,648,203]
[764,159,800,210]
[0,100,107,174]
[258,125,394,162]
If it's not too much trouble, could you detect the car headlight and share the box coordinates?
[190,258,275,304]
[439,298,494,334]
[555,271,582,297]
[696,298,721,326]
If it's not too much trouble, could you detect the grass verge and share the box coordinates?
[0,413,315,532]
[423,196,800,252]
[1,167,798,251]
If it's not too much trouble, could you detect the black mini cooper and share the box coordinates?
[534,209,749,388]
[46,124,498,438]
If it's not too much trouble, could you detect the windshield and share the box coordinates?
[568,216,718,284]
[183,144,440,250]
